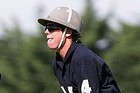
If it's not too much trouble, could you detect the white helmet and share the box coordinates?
[38,7,83,33]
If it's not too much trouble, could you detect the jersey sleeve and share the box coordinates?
[96,59,121,93]
[73,56,121,93]
[73,56,100,93]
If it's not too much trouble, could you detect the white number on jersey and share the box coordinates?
[61,79,92,93]
[61,86,67,93]
[81,79,92,93]
[61,86,73,93]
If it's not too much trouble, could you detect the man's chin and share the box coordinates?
[47,46,58,50]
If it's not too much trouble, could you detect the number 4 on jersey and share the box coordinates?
[81,79,92,93]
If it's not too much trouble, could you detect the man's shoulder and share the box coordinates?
[72,43,105,66]
[74,44,95,59]
[71,44,94,64]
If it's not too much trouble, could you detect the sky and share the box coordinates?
[0,0,140,35]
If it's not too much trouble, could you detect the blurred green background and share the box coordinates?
[0,0,140,93]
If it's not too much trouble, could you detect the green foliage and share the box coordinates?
[0,25,61,93]
[104,24,140,93]
[81,0,113,56]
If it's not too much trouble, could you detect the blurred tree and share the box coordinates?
[104,24,140,93]
[81,0,114,56]
[0,22,61,93]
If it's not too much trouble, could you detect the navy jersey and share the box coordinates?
[52,43,121,93]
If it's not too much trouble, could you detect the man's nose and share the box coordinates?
[44,29,50,35]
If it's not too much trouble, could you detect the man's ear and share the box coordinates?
[66,29,72,37]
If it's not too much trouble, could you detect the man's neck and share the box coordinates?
[58,39,72,59]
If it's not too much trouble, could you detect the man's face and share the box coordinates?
[44,22,64,50]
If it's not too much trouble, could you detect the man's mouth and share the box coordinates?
[47,38,53,43]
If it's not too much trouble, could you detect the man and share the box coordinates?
[38,7,121,93]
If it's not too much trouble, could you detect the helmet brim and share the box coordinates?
[38,18,49,26]
[38,18,64,26]
[38,18,78,31]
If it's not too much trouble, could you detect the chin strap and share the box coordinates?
[56,27,67,50]
[56,7,72,51]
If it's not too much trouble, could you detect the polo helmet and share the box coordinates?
[38,7,83,33]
